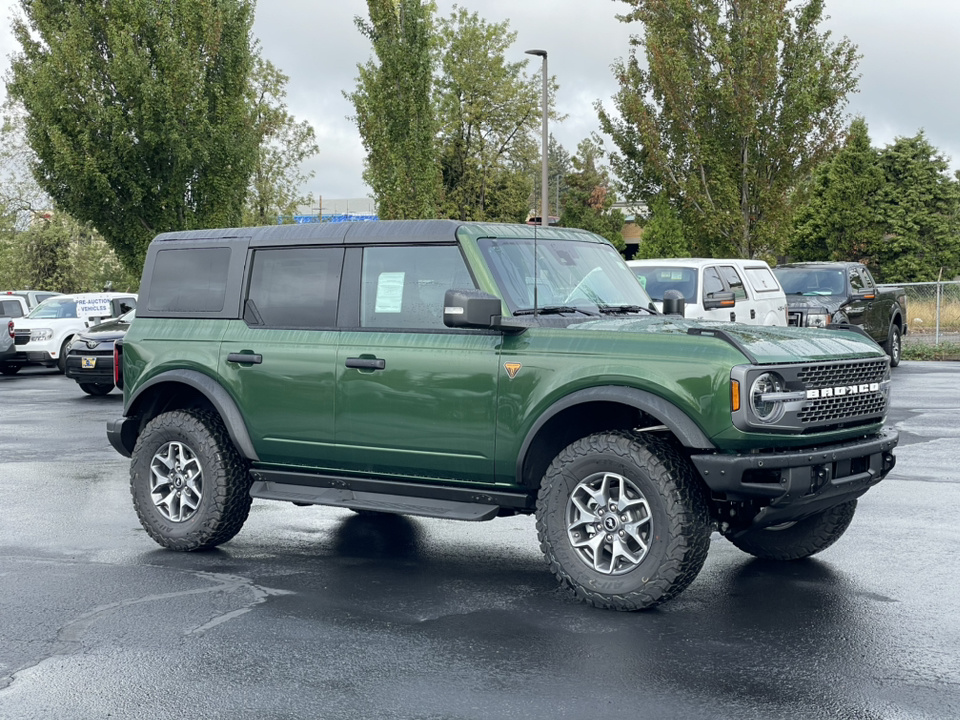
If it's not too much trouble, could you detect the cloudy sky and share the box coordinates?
[1,0,958,204]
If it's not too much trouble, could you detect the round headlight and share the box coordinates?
[751,372,786,423]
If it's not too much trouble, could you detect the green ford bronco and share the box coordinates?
[107,220,898,610]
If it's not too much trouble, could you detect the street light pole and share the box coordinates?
[525,49,548,227]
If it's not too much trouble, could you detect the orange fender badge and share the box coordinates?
[504,362,522,379]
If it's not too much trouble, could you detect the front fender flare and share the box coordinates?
[126,368,259,461]
[515,386,715,484]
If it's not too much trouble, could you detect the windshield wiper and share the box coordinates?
[513,305,599,317]
[597,304,655,315]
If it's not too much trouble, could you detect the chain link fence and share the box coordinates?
[896,281,960,346]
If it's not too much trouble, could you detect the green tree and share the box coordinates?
[435,7,551,222]
[788,117,884,262]
[0,214,139,293]
[870,133,960,282]
[598,0,860,259]
[634,194,690,259]
[7,0,257,274]
[559,138,626,252]
[347,0,440,219]
[245,58,320,226]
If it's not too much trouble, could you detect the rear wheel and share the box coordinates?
[724,500,857,560]
[79,382,113,395]
[886,324,902,367]
[536,431,711,611]
[0,364,20,376]
[130,409,252,551]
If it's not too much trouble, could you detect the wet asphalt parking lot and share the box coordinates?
[1,362,958,720]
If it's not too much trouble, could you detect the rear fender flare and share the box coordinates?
[127,369,259,461]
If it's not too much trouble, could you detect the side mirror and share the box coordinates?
[661,289,686,317]
[854,288,876,300]
[703,291,736,310]
[443,289,504,330]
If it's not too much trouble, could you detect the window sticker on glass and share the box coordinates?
[375,272,405,313]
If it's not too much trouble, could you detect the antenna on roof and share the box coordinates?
[533,221,539,318]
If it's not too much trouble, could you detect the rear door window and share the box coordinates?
[719,266,748,300]
[245,247,344,329]
[743,267,781,294]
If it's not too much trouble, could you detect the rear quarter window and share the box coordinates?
[743,267,782,294]
[146,248,231,313]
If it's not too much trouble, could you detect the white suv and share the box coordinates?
[627,258,787,326]
[10,293,137,373]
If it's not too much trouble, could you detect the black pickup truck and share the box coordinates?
[773,262,907,367]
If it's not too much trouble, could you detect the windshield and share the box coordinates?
[479,237,653,314]
[773,268,846,296]
[27,296,79,319]
[630,266,698,302]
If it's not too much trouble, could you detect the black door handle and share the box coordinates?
[345,357,386,370]
[227,352,262,364]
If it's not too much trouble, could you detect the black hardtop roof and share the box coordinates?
[150,219,605,247]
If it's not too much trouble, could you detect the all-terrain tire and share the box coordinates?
[79,382,113,395]
[725,500,857,561]
[886,324,902,368]
[130,409,252,551]
[536,431,711,611]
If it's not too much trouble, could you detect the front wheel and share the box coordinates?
[79,382,113,395]
[56,337,73,374]
[886,324,902,368]
[536,432,711,611]
[130,409,252,551]
[724,500,857,560]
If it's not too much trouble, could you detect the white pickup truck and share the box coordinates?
[627,258,788,326]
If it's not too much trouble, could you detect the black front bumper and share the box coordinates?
[691,428,899,529]
[64,354,115,384]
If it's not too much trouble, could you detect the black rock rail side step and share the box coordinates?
[250,480,501,521]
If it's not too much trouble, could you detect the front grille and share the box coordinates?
[14,329,29,346]
[798,359,888,387]
[797,359,888,425]
[798,393,887,424]
[787,312,803,327]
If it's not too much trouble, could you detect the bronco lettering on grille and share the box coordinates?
[806,383,879,400]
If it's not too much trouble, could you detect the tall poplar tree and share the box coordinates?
[347,0,440,220]
[599,0,860,259]
[7,0,258,273]
[435,7,542,222]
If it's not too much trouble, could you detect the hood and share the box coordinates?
[783,295,844,312]
[571,316,882,364]
[14,317,89,331]
[77,316,131,340]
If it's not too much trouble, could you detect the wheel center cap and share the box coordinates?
[603,515,619,532]
[174,476,183,488]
